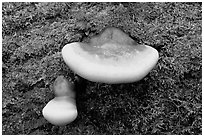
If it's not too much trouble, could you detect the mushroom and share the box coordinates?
[42,76,77,126]
[62,27,159,84]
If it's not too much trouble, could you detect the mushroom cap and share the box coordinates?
[42,96,77,126]
[53,76,75,98]
[62,27,159,84]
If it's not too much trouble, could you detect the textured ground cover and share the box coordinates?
[2,2,202,135]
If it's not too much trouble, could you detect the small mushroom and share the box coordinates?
[42,76,77,126]
[62,27,159,84]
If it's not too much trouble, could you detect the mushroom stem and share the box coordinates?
[74,75,87,92]
[74,75,87,105]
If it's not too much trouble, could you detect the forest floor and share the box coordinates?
[2,2,202,135]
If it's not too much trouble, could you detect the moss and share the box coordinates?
[2,2,202,135]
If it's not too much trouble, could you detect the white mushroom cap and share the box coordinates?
[42,96,77,126]
[62,27,159,84]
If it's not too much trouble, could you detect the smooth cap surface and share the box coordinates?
[62,27,159,84]
[42,96,77,126]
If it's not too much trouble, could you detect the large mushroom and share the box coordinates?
[62,27,159,84]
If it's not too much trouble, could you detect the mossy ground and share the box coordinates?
[2,2,202,135]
